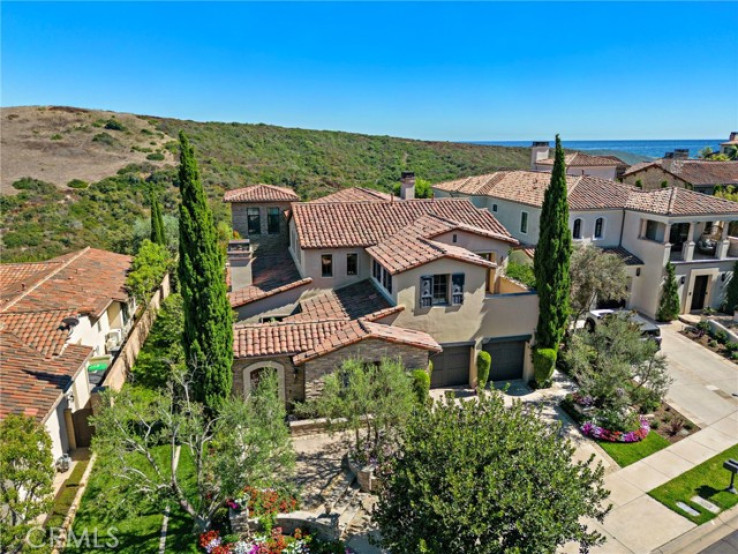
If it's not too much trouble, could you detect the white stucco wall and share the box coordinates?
[570,210,624,248]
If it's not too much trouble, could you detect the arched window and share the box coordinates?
[572,218,582,239]
[242,361,285,402]
[594,217,604,239]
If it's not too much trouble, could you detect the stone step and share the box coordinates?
[319,469,356,508]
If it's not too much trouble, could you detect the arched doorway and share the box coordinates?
[242,361,285,402]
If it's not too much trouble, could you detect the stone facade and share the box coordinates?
[233,356,304,407]
[622,166,689,191]
[231,201,292,250]
[302,338,431,401]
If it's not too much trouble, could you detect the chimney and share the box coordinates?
[530,141,550,170]
[730,132,738,142]
[227,239,253,291]
[674,149,689,159]
[400,172,415,200]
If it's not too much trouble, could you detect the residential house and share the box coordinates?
[530,141,628,180]
[433,171,738,320]
[622,158,738,194]
[225,179,539,406]
[0,247,135,461]
[721,132,738,156]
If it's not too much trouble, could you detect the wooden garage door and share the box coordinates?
[430,345,471,388]
[483,340,525,381]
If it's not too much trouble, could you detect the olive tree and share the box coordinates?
[374,392,610,553]
[90,368,294,532]
[570,244,628,326]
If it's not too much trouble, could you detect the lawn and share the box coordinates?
[649,445,738,525]
[66,446,199,553]
[597,431,670,467]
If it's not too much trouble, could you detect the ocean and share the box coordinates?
[473,139,724,164]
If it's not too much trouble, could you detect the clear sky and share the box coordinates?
[2,2,737,141]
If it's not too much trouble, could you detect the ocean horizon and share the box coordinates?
[472,139,724,162]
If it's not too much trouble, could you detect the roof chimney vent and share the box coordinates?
[400,172,415,200]
[530,141,551,170]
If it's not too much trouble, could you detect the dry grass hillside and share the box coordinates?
[1,106,176,193]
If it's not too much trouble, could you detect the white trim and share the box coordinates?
[243,361,286,402]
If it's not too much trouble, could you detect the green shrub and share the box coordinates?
[140,128,154,136]
[146,152,165,161]
[104,118,126,131]
[635,179,643,189]
[476,351,491,390]
[731,351,738,361]
[708,339,718,348]
[51,133,62,140]
[696,320,710,333]
[67,179,89,189]
[427,360,433,376]
[505,260,536,289]
[92,132,117,147]
[714,330,729,344]
[660,180,669,188]
[11,177,56,193]
[650,420,660,430]
[411,369,431,405]
[532,347,557,388]
[724,341,738,353]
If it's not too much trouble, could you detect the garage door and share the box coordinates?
[483,339,526,381]
[430,345,471,388]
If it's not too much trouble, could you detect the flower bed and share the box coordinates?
[228,486,299,517]
[580,417,650,443]
[199,528,352,554]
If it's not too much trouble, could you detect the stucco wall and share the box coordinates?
[231,201,292,249]
[300,248,371,289]
[570,210,624,247]
[45,400,69,461]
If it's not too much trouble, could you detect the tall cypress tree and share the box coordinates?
[177,131,233,409]
[657,262,680,322]
[534,135,572,349]
[150,187,166,246]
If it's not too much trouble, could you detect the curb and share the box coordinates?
[651,504,738,554]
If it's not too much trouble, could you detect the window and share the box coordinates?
[432,274,449,305]
[247,208,261,235]
[267,207,280,234]
[382,269,392,293]
[572,218,582,239]
[492,204,498,212]
[372,259,381,281]
[346,253,358,276]
[520,211,528,234]
[452,234,458,243]
[451,273,465,305]
[594,217,604,239]
[321,254,333,277]
[645,220,659,241]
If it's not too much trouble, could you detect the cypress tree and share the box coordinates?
[724,260,738,314]
[150,187,166,246]
[657,262,680,322]
[177,131,233,409]
[533,135,572,349]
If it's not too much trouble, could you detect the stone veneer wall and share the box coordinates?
[622,166,689,191]
[302,338,431,400]
[233,356,304,406]
[231,201,292,250]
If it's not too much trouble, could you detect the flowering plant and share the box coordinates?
[227,486,299,517]
[198,528,354,554]
[571,392,595,407]
[581,417,650,443]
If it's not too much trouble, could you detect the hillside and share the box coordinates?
[0,106,530,262]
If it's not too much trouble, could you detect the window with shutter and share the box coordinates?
[451,273,465,305]
[420,276,433,308]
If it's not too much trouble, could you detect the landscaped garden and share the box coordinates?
[682,318,738,365]
[649,444,738,525]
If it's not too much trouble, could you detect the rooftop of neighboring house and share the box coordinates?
[309,186,394,203]
[433,171,635,211]
[223,183,300,203]
[233,317,440,364]
[622,159,738,187]
[720,132,738,146]
[626,187,738,217]
[536,151,627,167]
[0,247,132,422]
[292,197,516,249]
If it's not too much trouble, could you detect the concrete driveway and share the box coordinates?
[660,322,738,428]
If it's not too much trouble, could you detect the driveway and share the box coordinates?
[659,322,738,428]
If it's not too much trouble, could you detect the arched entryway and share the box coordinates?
[242,361,285,401]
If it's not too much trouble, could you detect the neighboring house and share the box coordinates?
[622,158,738,194]
[434,171,738,319]
[226,179,539,405]
[721,132,738,156]
[530,141,628,180]
[0,247,135,461]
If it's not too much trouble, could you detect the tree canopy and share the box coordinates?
[570,244,628,324]
[374,392,610,553]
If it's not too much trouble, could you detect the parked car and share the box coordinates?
[585,309,662,349]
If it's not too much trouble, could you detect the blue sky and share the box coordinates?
[2,2,737,141]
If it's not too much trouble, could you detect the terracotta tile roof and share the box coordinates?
[434,171,634,211]
[367,214,503,275]
[601,246,644,266]
[625,187,738,216]
[1,247,131,317]
[229,248,311,308]
[0,331,91,422]
[0,309,75,358]
[229,278,312,308]
[310,187,394,203]
[284,280,401,322]
[293,198,513,249]
[292,319,441,365]
[623,160,738,187]
[536,152,625,167]
[224,184,299,203]
[233,320,347,358]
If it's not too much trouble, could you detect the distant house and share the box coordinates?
[225,177,539,405]
[530,141,628,180]
[720,132,738,156]
[622,158,738,194]
[434,171,738,320]
[0,247,135,461]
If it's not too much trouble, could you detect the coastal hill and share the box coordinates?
[0,105,530,262]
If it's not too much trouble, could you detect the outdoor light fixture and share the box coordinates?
[724,458,738,494]
[636,268,641,277]
[681,276,686,285]
[722,273,727,282]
